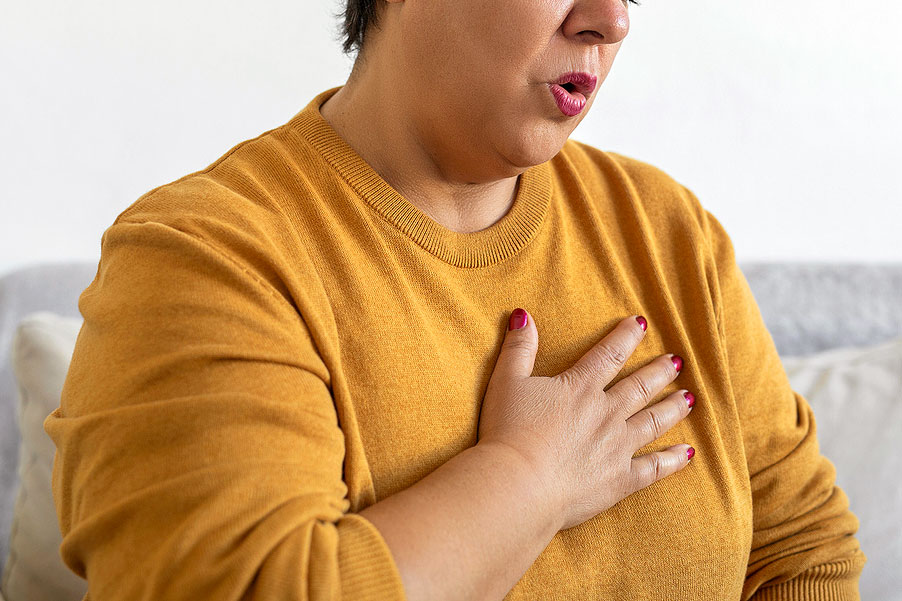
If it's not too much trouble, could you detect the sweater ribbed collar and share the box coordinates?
[288,86,553,269]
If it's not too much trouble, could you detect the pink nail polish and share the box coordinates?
[687,447,695,461]
[684,391,695,409]
[509,308,528,331]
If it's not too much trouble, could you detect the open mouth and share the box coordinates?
[549,84,586,117]
[549,71,597,117]
[553,72,598,98]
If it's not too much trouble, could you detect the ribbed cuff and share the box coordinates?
[750,560,864,601]
[337,513,407,601]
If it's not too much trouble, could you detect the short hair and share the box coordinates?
[337,0,381,57]
[336,0,642,57]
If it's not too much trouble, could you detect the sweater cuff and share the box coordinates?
[750,559,865,601]
[337,513,407,600]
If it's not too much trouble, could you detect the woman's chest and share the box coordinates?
[327,251,750,502]
[332,282,754,595]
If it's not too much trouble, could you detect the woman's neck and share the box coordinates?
[318,73,520,234]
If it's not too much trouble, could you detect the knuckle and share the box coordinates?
[648,411,667,438]
[552,370,575,391]
[636,452,665,486]
[559,363,589,393]
[597,341,629,370]
[504,338,533,354]
[652,453,665,481]
[630,374,653,402]
[645,408,666,439]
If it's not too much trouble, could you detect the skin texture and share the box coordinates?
[320,0,630,233]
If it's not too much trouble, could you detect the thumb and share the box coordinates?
[493,308,539,382]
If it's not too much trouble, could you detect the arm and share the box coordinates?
[360,441,561,601]
[697,201,868,600]
[44,220,407,600]
[44,219,561,601]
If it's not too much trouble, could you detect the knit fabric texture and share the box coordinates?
[43,86,866,600]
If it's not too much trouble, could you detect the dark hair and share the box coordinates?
[336,0,381,57]
[336,0,642,57]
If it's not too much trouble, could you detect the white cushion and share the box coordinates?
[781,335,902,601]
[1,312,86,601]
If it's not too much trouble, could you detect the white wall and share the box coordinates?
[2,0,900,278]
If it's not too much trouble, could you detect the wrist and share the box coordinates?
[474,440,564,536]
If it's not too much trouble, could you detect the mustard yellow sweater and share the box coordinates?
[44,86,866,600]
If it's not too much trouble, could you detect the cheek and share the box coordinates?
[401,0,573,161]
[411,2,551,89]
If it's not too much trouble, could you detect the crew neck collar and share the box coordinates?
[287,86,553,269]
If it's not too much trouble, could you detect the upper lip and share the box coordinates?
[553,71,598,97]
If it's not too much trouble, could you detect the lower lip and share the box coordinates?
[549,84,587,117]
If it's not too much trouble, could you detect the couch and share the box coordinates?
[1,260,901,600]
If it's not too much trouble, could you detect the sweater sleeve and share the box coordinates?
[699,207,868,600]
[42,220,407,601]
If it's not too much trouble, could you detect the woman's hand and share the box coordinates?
[478,310,694,532]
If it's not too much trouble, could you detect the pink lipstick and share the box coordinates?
[549,71,598,117]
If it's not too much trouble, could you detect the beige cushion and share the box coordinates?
[1,312,86,601]
[781,335,902,601]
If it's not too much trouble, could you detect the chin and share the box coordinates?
[498,121,572,171]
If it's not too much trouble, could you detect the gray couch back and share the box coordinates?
[2,260,902,575]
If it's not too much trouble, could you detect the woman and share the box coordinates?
[44,0,866,599]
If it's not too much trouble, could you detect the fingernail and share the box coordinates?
[671,354,683,372]
[636,315,647,331]
[687,447,695,461]
[684,391,695,409]
[509,308,528,331]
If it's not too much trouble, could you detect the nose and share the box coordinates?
[562,0,630,46]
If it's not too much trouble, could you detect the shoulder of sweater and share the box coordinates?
[106,126,323,297]
[555,138,709,230]
[115,125,300,230]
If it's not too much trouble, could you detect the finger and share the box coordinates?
[606,352,683,417]
[624,388,694,450]
[491,308,539,383]
[558,314,646,392]
[628,444,694,494]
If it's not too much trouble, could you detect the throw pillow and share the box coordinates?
[1,312,86,601]
[781,335,902,601]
